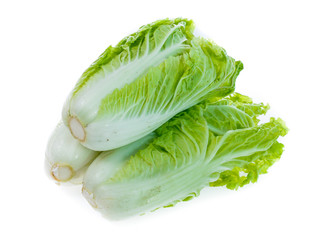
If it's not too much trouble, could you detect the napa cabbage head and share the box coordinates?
[82,93,287,219]
[62,18,243,151]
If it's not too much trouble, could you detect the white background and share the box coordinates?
[1,0,324,239]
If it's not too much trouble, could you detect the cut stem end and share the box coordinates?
[69,117,86,142]
[51,163,74,182]
[82,187,97,208]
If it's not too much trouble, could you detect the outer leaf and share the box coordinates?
[208,93,270,125]
[209,141,284,189]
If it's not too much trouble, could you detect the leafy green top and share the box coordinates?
[72,18,195,96]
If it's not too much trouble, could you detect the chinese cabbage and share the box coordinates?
[63,18,243,151]
[82,94,287,219]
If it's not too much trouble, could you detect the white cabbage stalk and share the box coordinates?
[82,94,287,219]
[45,122,99,184]
[62,18,243,151]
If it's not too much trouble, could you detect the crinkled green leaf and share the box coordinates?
[209,141,284,189]
[209,93,270,125]
[203,92,269,135]
[73,18,195,96]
